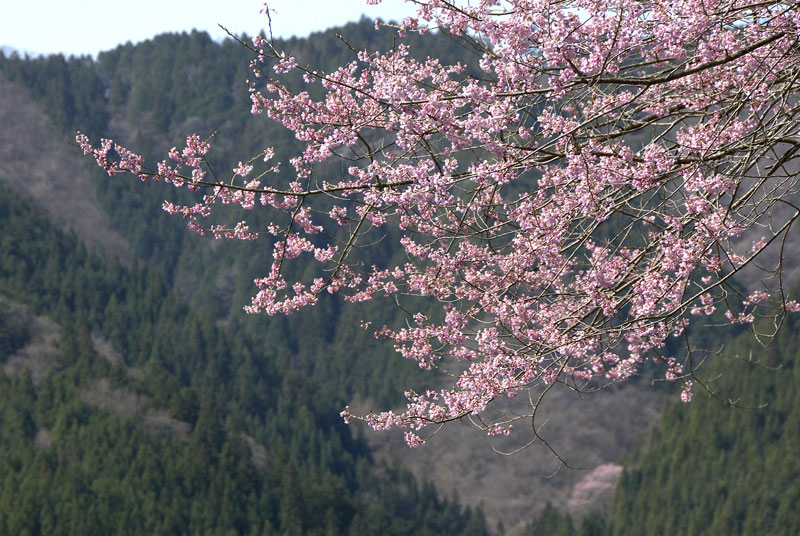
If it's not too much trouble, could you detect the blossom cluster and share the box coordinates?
[79,0,800,447]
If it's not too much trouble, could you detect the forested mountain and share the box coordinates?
[607,315,800,535]
[0,181,489,534]
[0,21,491,535]
[517,307,800,536]
[1,17,798,535]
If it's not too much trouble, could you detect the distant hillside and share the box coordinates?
[0,22,675,534]
[3,17,798,535]
[0,74,130,261]
[608,312,800,535]
[0,180,492,534]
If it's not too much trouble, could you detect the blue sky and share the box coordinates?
[0,1,416,57]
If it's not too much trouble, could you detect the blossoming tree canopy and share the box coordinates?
[78,0,800,447]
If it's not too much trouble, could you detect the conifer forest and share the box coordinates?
[1,2,800,534]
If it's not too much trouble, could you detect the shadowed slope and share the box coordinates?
[0,74,130,261]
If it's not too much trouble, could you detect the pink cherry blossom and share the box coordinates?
[78,1,800,448]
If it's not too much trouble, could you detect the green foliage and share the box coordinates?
[522,504,576,536]
[0,51,108,137]
[521,505,607,536]
[609,314,800,535]
[0,174,488,534]
[0,295,32,358]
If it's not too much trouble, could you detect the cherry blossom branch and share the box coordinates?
[78,0,800,448]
